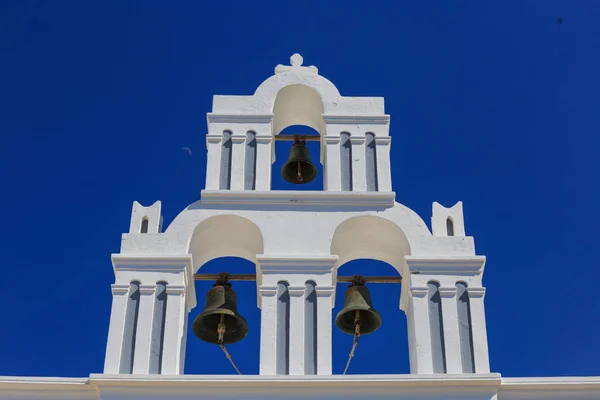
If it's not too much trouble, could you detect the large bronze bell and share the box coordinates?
[281,136,317,184]
[335,275,382,335]
[192,274,248,345]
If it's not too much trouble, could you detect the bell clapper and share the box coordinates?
[296,160,303,182]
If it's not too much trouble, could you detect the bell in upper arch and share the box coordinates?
[281,136,317,184]
[192,273,248,345]
[335,275,382,335]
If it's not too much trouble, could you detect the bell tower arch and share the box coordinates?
[104,54,491,378]
[204,53,392,193]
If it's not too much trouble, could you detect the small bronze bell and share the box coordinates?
[192,273,248,345]
[281,136,317,184]
[335,275,382,335]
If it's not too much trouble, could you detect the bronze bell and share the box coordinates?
[192,274,248,345]
[335,275,382,335]
[281,136,317,184]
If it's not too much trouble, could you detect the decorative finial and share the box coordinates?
[275,53,318,75]
[290,53,303,67]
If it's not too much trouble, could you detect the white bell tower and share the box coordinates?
[103,54,490,376]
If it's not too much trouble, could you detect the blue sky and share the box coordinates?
[1,0,599,378]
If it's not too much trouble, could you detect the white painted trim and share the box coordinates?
[199,190,396,207]
[207,113,274,124]
[405,256,486,275]
[88,373,502,387]
[4,374,600,399]
[257,255,338,273]
[322,115,390,125]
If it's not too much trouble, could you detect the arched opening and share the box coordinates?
[184,256,260,375]
[330,216,411,374]
[446,217,454,236]
[427,281,446,373]
[187,215,264,272]
[149,281,168,374]
[220,130,233,190]
[120,280,141,374]
[340,132,352,191]
[244,131,257,190]
[365,132,378,192]
[271,84,325,191]
[456,281,475,373]
[304,280,317,375]
[333,259,408,374]
[331,216,411,278]
[185,215,263,375]
[140,218,149,234]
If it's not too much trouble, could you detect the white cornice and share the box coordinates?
[322,115,390,125]
[110,254,197,310]
[199,190,396,208]
[405,256,486,275]
[207,113,273,124]
[3,374,600,399]
[257,255,338,273]
[111,254,193,267]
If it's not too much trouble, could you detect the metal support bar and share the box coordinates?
[194,273,402,284]
[274,135,321,142]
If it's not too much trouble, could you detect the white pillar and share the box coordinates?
[132,284,156,374]
[439,287,462,374]
[350,136,367,191]
[259,285,278,375]
[230,134,246,190]
[406,286,434,374]
[316,286,335,375]
[205,134,223,190]
[375,137,392,192]
[323,135,341,191]
[288,286,305,375]
[468,287,491,373]
[255,135,273,190]
[161,285,186,374]
[103,284,129,374]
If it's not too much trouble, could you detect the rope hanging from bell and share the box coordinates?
[336,274,384,375]
[342,276,365,375]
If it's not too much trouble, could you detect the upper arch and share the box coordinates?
[330,215,411,276]
[187,214,264,272]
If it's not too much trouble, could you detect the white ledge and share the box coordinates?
[199,190,396,208]
[501,376,600,390]
[322,115,390,125]
[405,256,486,275]
[207,113,273,124]
[88,373,501,387]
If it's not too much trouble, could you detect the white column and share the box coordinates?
[132,285,156,374]
[316,286,335,375]
[161,285,186,374]
[406,286,434,374]
[259,285,278,375]
[468,287,491,373]
[439,287,462,374]
[350,136,367,191]
[287,286,306,375]
[230,135,246,190]
[375,137,392,192]
[255,135,273,190]
[323,136,341,191]
[103,284,129,374]
[205,134,223,190]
